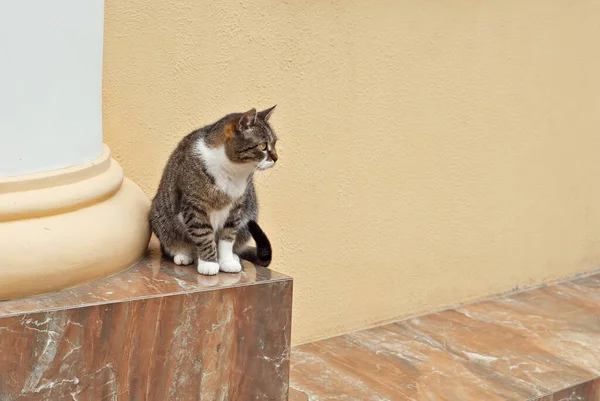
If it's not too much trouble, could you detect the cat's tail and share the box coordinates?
[239,220,272,267]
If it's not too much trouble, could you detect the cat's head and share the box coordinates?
[224,106,278,170]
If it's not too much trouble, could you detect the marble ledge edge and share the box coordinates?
[530,376,600,400]
[0,270,293,319]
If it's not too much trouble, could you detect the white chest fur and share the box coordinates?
[209,206,232,232]
[195,139,254,199]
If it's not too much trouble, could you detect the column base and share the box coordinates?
[0,145,150,300]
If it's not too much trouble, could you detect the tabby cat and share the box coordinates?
[149,106,278,275]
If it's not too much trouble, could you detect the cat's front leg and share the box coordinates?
[183,204,220,275]
[218,206,243,273]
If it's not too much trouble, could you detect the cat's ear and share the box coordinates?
[257,105,277,121]
[236,108,257,132]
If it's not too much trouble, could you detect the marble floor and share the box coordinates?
[290,272,600,401]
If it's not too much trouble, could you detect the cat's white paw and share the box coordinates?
[174,253,194,266]
[197,260,220,275]
[219,256,242,273]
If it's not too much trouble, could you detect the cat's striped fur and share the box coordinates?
[149,106,277,275]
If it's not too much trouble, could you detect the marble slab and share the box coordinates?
[0,241,293,400]
[290,272,600,401]
[535,379,599,401]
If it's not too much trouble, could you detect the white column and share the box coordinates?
[0,1,104,177]
[0,1,150,300]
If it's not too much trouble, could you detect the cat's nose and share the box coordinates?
[269,152,278,162]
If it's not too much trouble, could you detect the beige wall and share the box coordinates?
[103,0,600,344]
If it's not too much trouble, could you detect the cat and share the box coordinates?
[149,106,278,275]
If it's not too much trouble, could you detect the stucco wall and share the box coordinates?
[103,0,600,344]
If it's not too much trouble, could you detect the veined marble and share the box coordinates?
[535,380,599,401]
[0,239,292,400]
[291,272,600,401]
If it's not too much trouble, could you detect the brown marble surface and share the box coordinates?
[0,240,293,400]
[535,379,599,401]
[290,272,600,401]
[0,239,290,317]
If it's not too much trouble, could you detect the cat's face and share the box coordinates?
[225,106,278,170]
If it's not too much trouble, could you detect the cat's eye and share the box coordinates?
[258,142,268,151]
